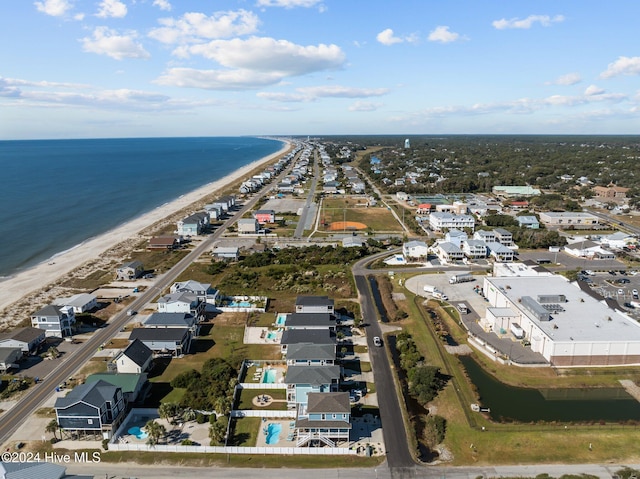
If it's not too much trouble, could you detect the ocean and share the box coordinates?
[0,136,284,278]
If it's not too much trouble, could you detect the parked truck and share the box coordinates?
[423,284,448,300]
[423,284,438,293]
[510,322,525,339]
[449,272,474,284]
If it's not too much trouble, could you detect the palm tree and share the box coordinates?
[181,408,197,423]
[47,346,59,360]
[208,419,226,445]
[158,402,181,425]
[45,419,59,440]
[144,419,166,446]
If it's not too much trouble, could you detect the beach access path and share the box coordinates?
[0,143,289,320]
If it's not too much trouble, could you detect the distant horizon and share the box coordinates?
[3,132,640,142]
[2,1,639,138]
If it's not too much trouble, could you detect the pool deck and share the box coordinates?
[243,326,282,344]
[255,419,296,447]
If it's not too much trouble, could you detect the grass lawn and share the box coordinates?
[229,417,260,446]
[236,389,287,411]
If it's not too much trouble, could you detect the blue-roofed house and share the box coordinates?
[516,215,540,229]
[54,379,125,439]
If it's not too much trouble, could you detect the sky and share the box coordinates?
[1,0,639,139]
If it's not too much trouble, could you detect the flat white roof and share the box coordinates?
[486,276,640,343]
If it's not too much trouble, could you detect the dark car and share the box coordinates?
[624,303,635,309]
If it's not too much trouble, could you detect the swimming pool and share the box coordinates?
[128,426,148,440]
[262,368,277,383]
[265,423,282,445]
[275,314,287,326]
[228,301,252,308]
[266,331,277,340]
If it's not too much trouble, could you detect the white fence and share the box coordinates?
[107,443,355,455]
[239,383,287,390]
[231,410,295,418]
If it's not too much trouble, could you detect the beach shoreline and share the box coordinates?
[0,140,290,321]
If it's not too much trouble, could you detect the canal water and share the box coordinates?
[459,355,640,423]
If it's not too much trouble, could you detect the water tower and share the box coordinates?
[404,138,410,148]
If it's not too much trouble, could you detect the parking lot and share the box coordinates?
[579,270,640,318]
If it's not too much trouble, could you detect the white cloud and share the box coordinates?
[600,56,640,79]
[428,26,461,44]
[96,0,127,18]
[348,101,382,112]
[546,72,581,86]
[584,85,605,96]
[257,85,388,103]
[34,0,73,17]
[152,0,171,11]
[155,68,284,90]
[256,0,323,8]
[149,10,259,44]
[177,37,345,77]
[81,27,150,60]
[492,14,565,30]
[376,28,403,46]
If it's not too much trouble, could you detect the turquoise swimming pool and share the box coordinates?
[228,301,252,308]
[265,423,282,445]
[262,368,277,383]
[266,331,277,340]
[128,426,148,440]
[275,314,287,326]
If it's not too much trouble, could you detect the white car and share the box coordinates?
[373,336,382,347]
[617,289,624,296]
[633,289,639,298]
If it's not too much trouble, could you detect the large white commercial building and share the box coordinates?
[481,275,640,367]
[429,212,475,232]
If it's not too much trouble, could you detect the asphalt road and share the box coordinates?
[0,148,298,447]
[294,148,319,238]
[352,252,416,470]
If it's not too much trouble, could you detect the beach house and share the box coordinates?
[128,328,191,357]
[170,280,219,304]
[116,261,144,281]
[157,292,205,320]
[144,312,200,336]
[30,304,75,338]
[237,218,260,234]
[284,365,341,407]
[177,211,210,236]
[295,295,334,315]
[254,209,276,224]
[114,338,153,374]
[0,327,45,354]
[294,392,351,447]
[283,313,336,331]
[53,293,98,314]
[54,379,126,439]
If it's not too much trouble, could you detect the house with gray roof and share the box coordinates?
[285,343,336,366]
[436,242,465,264]
[114,338,153,374]
[462,239,487,259]
[487,242,515,262]
[0,348,22,373]
[284,365,340,407]
[295,392,351,447]
[516,215,540,229]
[0,327,45,354]
[295,296,334,314]
[0,462,67,479]
[53,292,97,314]
[129,327,191,356]
[157,292,205,320]
[280,329,336,354]
[144,312,199,335]
[170,280,219,304]
[85,372,147,404]
[54,379,125,439]
[30,304,75,338]
[177,211,210,236]
[284,313,336,331]
[116,260,144,281]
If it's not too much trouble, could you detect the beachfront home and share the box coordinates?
[487,242,515,262]
[53,293,98,314]
[114,339,153,374]
[0,348,22,373]
[436,242,465,264]
[116,261,144,281]
[177,211,210,236]
[148,235,180,250]
[280,329,336,354]
[128,327,191,356]
[285,365,341,407]
[295,296,335,315]
[462,239,488,259]
[54,379,126,439]
[0,327,45,354]
[295,392,351,447]
[30,304,75,338]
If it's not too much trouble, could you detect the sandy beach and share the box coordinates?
[0,141,290,323]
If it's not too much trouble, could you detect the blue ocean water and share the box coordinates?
[0,137,284,278]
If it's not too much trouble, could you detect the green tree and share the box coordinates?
[45,419,59,440]
[208,417,227,445]
[145,419,166,446]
